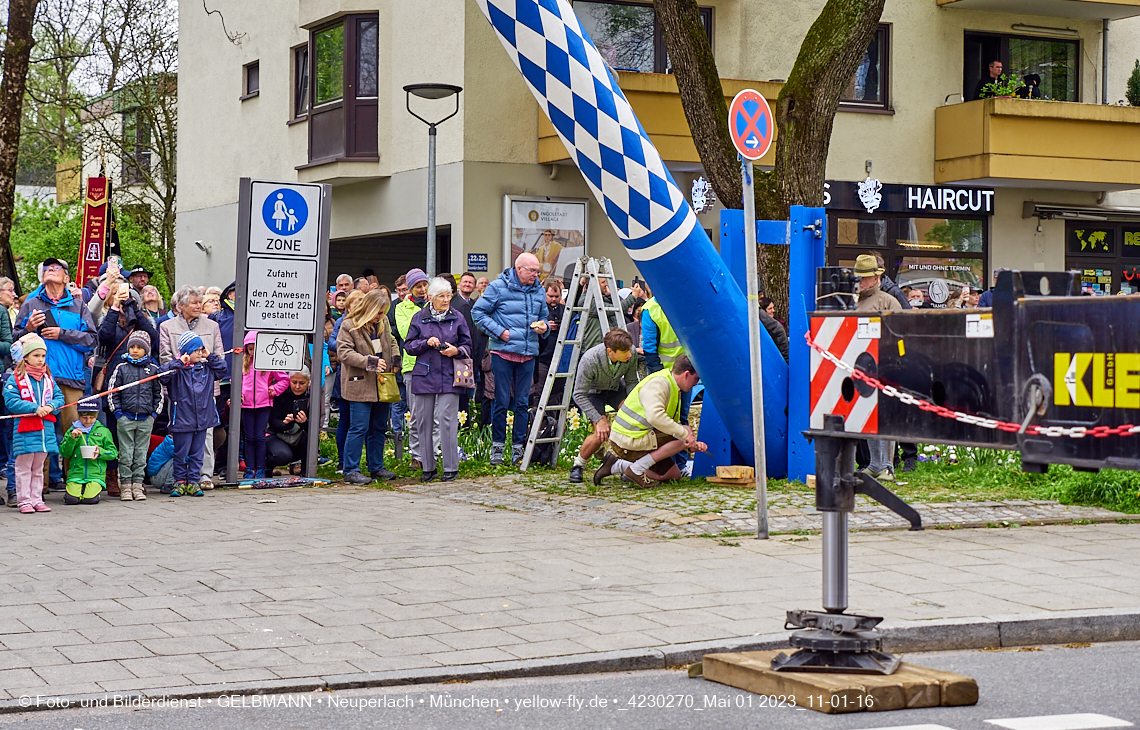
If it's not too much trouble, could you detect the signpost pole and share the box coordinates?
[228,178,252,486]
[742,157,769,540]
[306,184,332,478]
[426,125,437,277]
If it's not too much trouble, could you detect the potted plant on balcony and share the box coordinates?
[982,74,1025,99]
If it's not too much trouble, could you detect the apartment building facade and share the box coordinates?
[177,0,1140,297]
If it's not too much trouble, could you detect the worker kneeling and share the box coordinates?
[569,329,639,484]
[594,354,707,488]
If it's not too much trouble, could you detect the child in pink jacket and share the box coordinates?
[241,331,289,478]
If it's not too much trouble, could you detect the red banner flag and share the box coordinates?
[78,177,110,286]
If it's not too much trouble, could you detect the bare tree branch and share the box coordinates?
[202,0,246,46]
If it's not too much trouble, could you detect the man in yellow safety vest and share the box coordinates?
[640,298,682,373]
[594,354,707,488]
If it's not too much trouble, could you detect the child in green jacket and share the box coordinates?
[60,399,118,505]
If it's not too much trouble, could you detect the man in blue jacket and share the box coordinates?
[13,258,97,490]
[472,252,548,465]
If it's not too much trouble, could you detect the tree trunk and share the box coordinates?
[654,0,742,210]
[0,0,44,282]
[655,0,886,318]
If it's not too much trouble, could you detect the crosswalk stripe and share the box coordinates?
[851,725,957,730]
[986,714,1134,730]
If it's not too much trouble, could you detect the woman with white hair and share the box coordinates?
[402,277,472,482]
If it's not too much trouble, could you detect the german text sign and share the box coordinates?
[246,257,318,332]
[248,182,323,257]
[253,332,307,372]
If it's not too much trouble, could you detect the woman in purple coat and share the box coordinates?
[402,278,473,482]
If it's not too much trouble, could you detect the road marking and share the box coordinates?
[854,725,956,730]
[986,715,1134,730]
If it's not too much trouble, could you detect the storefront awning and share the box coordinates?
[1023,202,1140,221]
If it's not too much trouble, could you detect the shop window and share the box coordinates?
[836,218,887,247]
[895,257,984,308]
[964,32,1080,102]
[242,61,260,99]
[306,14,378,163]
[841,24,889,111]
[293,45,309,119]
[574,1,713,75]
[1066,222,1140,294]
[897,217,984,254]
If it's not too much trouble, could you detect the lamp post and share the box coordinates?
[404,83,462,277]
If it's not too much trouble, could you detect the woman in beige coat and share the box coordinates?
[336,289,400,484]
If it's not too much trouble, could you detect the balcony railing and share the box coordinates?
[937,0,1140,20]
[538,72,782,166]
[934,98,1140,189]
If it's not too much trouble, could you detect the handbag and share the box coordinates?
[376,372,401,402]
[453,357,476,389]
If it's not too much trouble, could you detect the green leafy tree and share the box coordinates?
[1127,60,1140,107]
[9,195,169,298]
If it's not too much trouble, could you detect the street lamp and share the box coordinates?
[404,83,462,277]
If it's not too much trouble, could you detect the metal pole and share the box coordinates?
[821,511,849,612]
[742,156,769,539]
[1102,18,1110,105]
[306,184,332,478]
[228,179,251,486]
[426,124,437,277]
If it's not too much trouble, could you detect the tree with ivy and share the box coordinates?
[653,0,886,316]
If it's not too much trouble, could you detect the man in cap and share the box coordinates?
[854,253,900,482]
[13,257,98,492]
[127,265,152,306]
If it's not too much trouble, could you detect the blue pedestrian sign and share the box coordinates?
[729,89,775,162]
[248,181,323,257]
[262,188,309,236]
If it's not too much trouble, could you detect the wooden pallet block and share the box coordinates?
[706,476,755,487]
[702,650,978,714]
[717,465,754,480]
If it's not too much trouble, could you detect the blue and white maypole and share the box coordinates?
[475,0,781,468]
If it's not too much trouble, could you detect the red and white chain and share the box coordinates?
[804,332,1140,439]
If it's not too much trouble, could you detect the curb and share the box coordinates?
[2,607,1138,713]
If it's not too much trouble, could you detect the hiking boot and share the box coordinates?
[133,484,147,501]
[106,468,120,497]
[372,467,398,481]
[441,471,458,482]
[187,483,205,497]
[490,443,505,466]
[6,492,17,508]
[344,471,374,485]
[901,457,917,473]
[170,481,186,497]
[420,469,438,483]
[512,444,524,465]
[593,453,618,486]
[623,467,653,489]
[568,465,584,484]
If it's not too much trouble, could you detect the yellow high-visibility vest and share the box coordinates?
[611,368,680,440]
[643,298,683,366]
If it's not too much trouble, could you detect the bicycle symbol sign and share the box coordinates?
[252,332,306,373]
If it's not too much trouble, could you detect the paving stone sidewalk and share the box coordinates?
[403,475,1129,537]
[0,485,1138,699]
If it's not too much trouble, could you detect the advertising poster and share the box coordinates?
[895,257,983,308]
[506,198,587,281]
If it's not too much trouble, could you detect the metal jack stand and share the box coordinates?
[772,414,924,675]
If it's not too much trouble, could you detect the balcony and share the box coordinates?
[937,0,1140,20]
[538,72,783,167]
[934,98,1140,190]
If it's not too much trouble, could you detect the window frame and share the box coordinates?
[1065,221,1140,295]
[241,60,260,101]
[303,13,379,165]
[291,44,309,121]
[839,24,890,113]
[573,0,713,75]
[964,30,1082,103]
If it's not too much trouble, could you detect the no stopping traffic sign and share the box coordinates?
[729,89,775,161]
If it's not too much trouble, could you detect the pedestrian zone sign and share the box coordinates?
[729,89,775,161]
[248,182,323,257]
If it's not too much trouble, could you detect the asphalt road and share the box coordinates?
[5,641,1137,730]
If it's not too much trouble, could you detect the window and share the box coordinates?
[573,1,712,75]
[1066,222,1140,295]
[829,214,988,308]
[965,32,1080,102]
[121,110,151,186]
[242,61,259,99]
[304,14,379,164]
[841,24,889,110]
[293,45,309,118]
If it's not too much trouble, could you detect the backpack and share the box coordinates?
[527,406,558,467]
